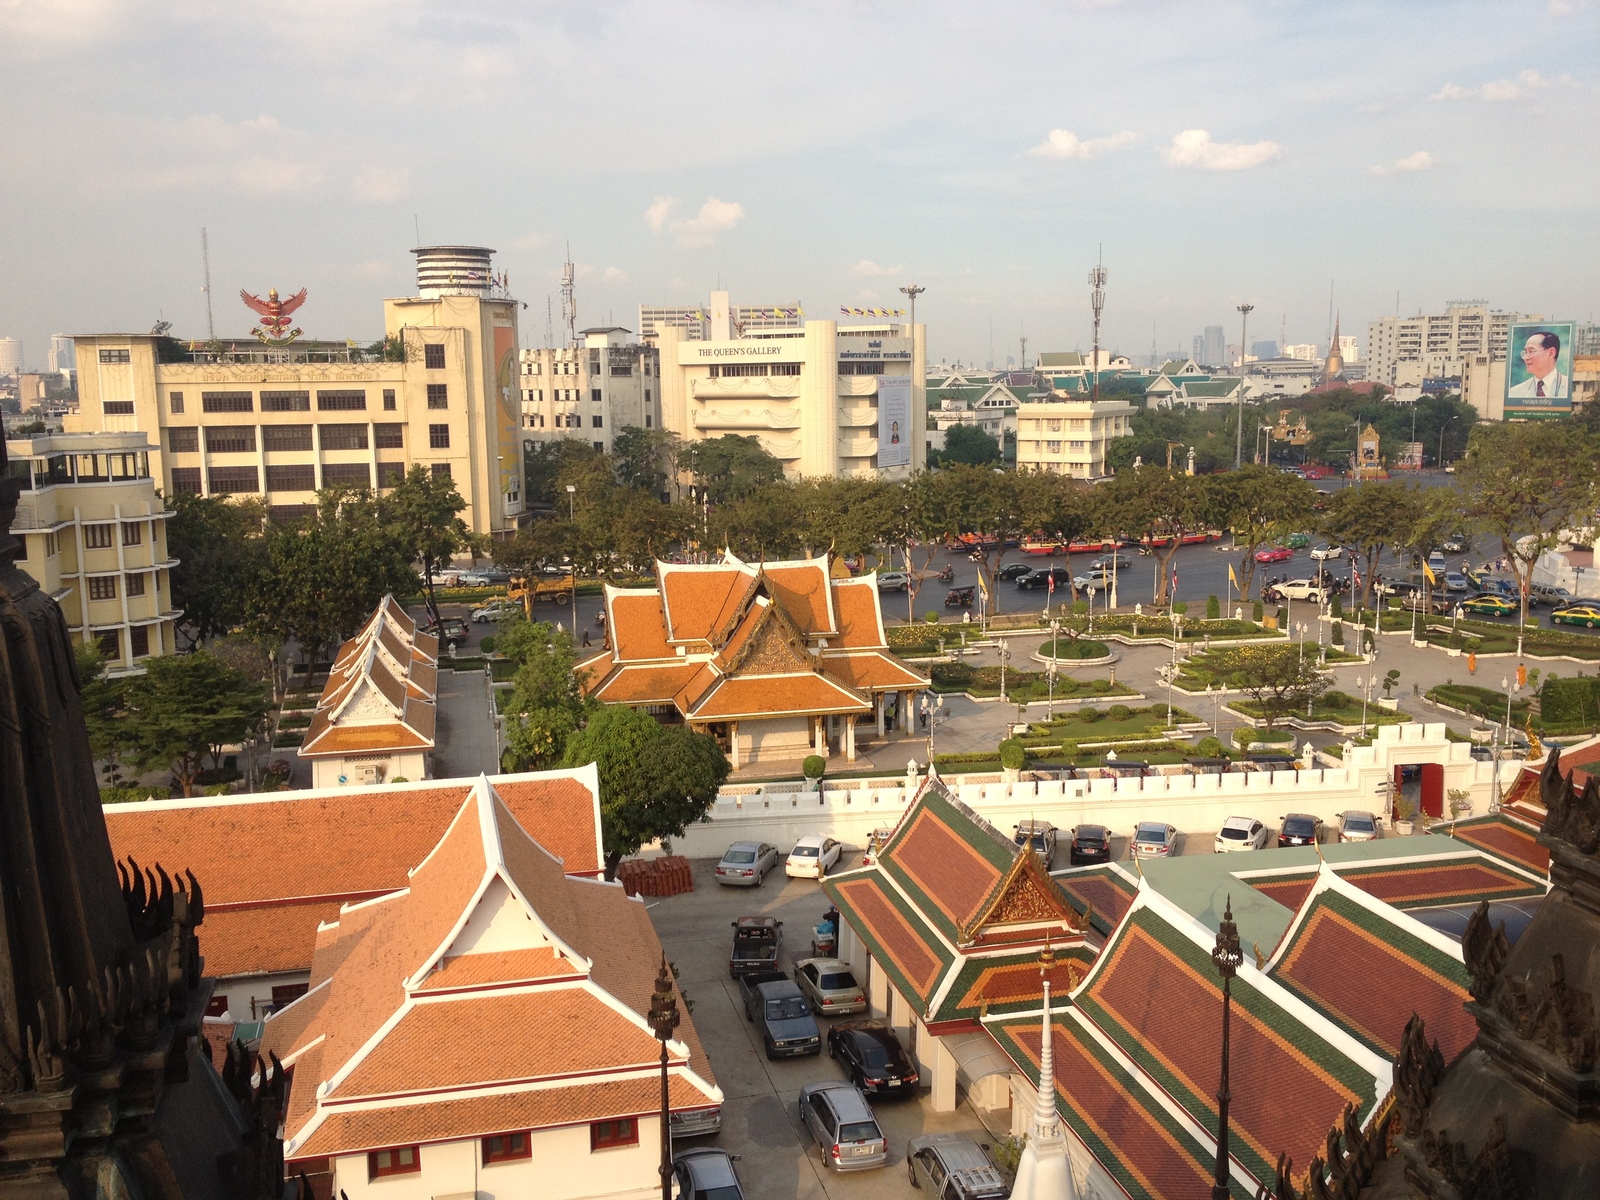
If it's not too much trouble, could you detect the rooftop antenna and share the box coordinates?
[545,296,553,347]
[1151,320,1157,369]
[1327,280,1334,346]
[1280,311,1286,358]
[560,244,577,347]
[1020,331,1028,371]
[1088,246,1107,402]
[200,228,216,341]
[414,214,421,245]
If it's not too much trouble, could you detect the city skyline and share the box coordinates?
[3,1,1597,367]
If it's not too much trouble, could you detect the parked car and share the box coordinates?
[728,917,783,978]
[422,569,461,587]
[1272,579,1329,603]
[1089,554,1133,572]
[906,1134,1008,1200]
[876,571,911,593]
[420,617,469,649]
[786,835,843,878]
[1277,813,1324,847]
[669,1104,723,1139]
[457,568,511,586]
[674,1148,747,1200]
[1339,810,1383,843]
[798,1082,888,1172]
[1552,603,1600,629]
[1530,583,1572,607]
[1444,572,1470,593]
[1309,543,1344,561]
[1285,532,1311,549]
[1460,594,1518,617]
[1442,534,1469,554]
[1017,566,1073,591]
[716,842,780,887]
[1072,568,1114,593]
[1213,816,1268,853]
[741,973,822,1059]
[829,1022,920,1095]
[1013,819,1057,866]
[1068,824,1113,865]
[1131,821,1178,859]
[794,957,866,1016]
[1254,545,1293,564]
[469,600,520,624]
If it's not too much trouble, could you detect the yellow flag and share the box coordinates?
[977,571,990,599]
[1422,561,1437,585]
[1228,563,1239,588]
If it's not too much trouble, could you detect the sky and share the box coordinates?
[2,0,1597,370]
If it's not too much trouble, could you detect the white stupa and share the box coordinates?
[1011,964,1080,1200]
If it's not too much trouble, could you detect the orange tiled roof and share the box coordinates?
[104,769,605,982]
[761,557,835,634]
[608,589,673,661]
[690,673,870,718]
[299,595,439,760]
[267,780,720,1162]
[831,578,887,648]
[589,662,701,705]
[822,650,930,693]
[659,563,750,643]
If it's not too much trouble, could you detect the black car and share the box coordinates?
[1068,824,1112,865]
[1277,813,1324,848]
[1017,566,1072,591]
[421,617,469,649]
[827,1022,919,1095]
[995,562,1035,582]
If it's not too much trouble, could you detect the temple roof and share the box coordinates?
[300,595,438,760]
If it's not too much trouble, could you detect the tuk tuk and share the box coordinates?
[945,585,976,608]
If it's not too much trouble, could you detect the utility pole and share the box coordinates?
[1089,251,1107,403]
[1210,896,1244,1200]
[200,228,216,341]
[1234,303,1254,468]
[560,244,577,347]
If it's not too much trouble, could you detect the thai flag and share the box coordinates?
[1171,564,1179,596]
[1047,573,1056,596]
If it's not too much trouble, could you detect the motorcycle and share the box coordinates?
[936,564,955,582]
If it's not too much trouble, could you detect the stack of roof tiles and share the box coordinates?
[298,595,437,763]
[615,855,694,897]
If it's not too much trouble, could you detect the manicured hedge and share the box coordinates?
[1037,638,1110,659]
[1542,676,1600,728]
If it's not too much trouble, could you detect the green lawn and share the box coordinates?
[1426,684,1532,724]
[1174,644,1360,690]
[929,662,1136,702]
[1037,637,1111,659]
[1019,704,1198,745]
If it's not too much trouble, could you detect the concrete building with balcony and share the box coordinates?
[1014,397,1133,479]
[1367,304,1519,389]
[69,246,525,536]
[652,292,925,480]
[4,430,179,672]
[519,328,660,455]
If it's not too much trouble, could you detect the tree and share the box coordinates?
[1204,465,1316,600]
[1097,466,1208,605]
[685,435,785,502]
[114,651,272,796]
[1455,420,1600,649]
[500,618,590,770]
[560,705,730,878]
[611,426,682,498]
[248,487,416,662]
[1227,647,1331,734]
[164,492,269,646]
[523,440,609,509]
[74,643,124,768]
[1318,481,1424,609]
[937,424,1001,467]
[385,465,482,625]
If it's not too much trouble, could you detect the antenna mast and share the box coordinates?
[546,297,554,348]
[1088,247,1107,402]
[201,228,216,341]
[560,245,577,347]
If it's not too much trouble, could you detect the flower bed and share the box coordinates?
[1426,684,1533,724]
[929,662,1135,702]
[1017,704,1197,745]
[1036,638,1110,660]
[1173,644,1360,690]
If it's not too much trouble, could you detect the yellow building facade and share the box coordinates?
[70,247,525,537]
[4,431,179,673]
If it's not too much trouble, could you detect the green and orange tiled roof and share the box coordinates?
[989,1012,1239,1200]
[1268,884,1476,1065]
[934,944,1098,1024]
[1075,904,1379,1186]
[1243,869,1318,914]
[1335,856,1544,909]
[876,784,1016,944]
[1054,864,1139,936]
[1446,812,1549,877]
[822,869,953,1009]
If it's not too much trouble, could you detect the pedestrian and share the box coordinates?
[1468,651,1477,675]
[581,630,591,648]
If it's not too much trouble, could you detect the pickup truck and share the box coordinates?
[728,915,782,978]
[739,971,822,1060]
[1272,579,1329,603]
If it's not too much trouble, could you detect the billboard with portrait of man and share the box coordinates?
[876,375,913,468]
[1505,321,1575,419]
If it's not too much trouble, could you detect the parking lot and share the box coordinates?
[650,857,998,1200]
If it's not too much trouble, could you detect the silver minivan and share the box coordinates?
[798,1081,888,1172]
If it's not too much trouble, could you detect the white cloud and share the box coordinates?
[851,259,903,277]
[510,232,551,250]
[229,155,323,193]
[1370,150,1434,176]
[1028,128,1139,160]
[645,195,745,248]
[1164,129,1282,171]
[351,165,410,204]
[601,266,628,283]
[1430,69,1572,102]
[644,195,675,233]
[349,259,393,279]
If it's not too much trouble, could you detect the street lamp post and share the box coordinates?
[1210,896,1244,1200]
[997,638,1011,707]
[1234,304,1254,469]
[1501,675,1517,745]
[565,484,579,636]
[647,957,680,1200]
[1355,674,1375,737]
[1438,414,1458,470]
[1205,683,1218,739]
[1295,621,1307,667]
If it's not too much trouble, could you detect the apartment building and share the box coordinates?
[652,292,926,480]
[638,294,803,341]
[5,431,179,673]
[1014,397,1134,480]
[1367,304,1518,388]
[70,246,525,536]
[520,327,660,454]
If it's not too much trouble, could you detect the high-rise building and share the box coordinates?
[70,245,526,535]
[48,334,74,373]
[520,327,660,455]
[1283,343,1320,362]
[1193,326,1225,368]
[1367,304,1518,387]
[1338,333,1360,363]
[652,292,925,480]
[0,337,22,377]
[638,292,803,341]
[1251,339,1280,361]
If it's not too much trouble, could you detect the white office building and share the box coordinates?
[1014,397,1134,480]
[652,292,925,480]
[0,338,21,377]
[638,295,803,342]
[520,328,660,455]
[1367,304,1518,388]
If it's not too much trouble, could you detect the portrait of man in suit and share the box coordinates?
[1507,329,1570,401]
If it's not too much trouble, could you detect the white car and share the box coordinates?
[470,601,520,624]
[1213,816,1269,853]
[875,571,910,593]
[1131,822,1179,860]
[1308,544,1344,562]
[1338,810,1383,843]
[1072,569,1113,593]
[786,835,843,878]
[1275,579,1329,603]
